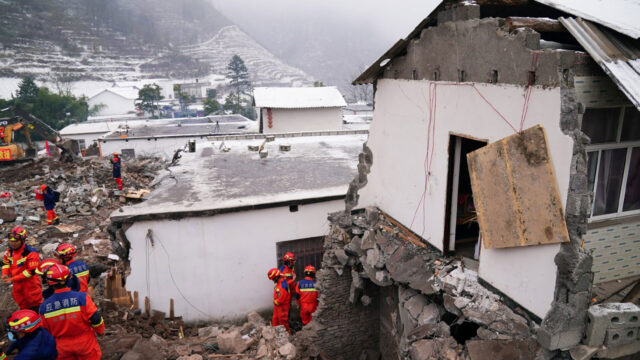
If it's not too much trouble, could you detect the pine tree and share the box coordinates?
[226,55,251,108]
[16,77,39,103]
[137,84,164,118]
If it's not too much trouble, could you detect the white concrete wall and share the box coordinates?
[99,137,199,159]
[61,133,107,148]
[88,91,136,117]
[262,108,343,134]
[358,79,574,318]
[124,200,344,322]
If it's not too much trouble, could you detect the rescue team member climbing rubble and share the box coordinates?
[295,265,319,325]
[40,263,104,360]
[110,152,123,191]
[2,227,42,312]
[0,309,57,360]
[268,268,291,333]
[34,185,59,225]
[54,243,90,293]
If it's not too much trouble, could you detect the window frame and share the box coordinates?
[584,105,640,222]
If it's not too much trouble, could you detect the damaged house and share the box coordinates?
[110,132,366,322]
[297,1,640,359]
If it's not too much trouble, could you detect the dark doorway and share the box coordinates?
[444,135,487,259]
[276,236,325,278]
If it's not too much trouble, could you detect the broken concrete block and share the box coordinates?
[409,338,457,360]
[256,339,268,358]
[405,294,429,320]
[197,326,219,339]
[174,344,191,356]
[364,207,379,224]
[365,246,385,269]
[443,294,462,316]
[278,342,296,359]
[149,334,166,346]
[27,215,40,222]
[41,242,60,256]
[595,339,640,359]
[334,249,350,266]
[476,328,513,340]
[467,339,541,360]
[361,295,372,306]
[360,230,375,250]
[261,326,275,340]
[247,311,266,327]
[344,235,363,256]
[569,345,599,360]
[407,322,450,342]
[373,269,392,286]
[584,303,640,347]
[218,330,250,354]
[417,303,441,325]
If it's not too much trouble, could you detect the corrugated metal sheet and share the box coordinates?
[535,0,640,39]
[560,17,640,111]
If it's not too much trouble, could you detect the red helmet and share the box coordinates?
[44,263,70,286]
[304,265,316,276]
[283,252,295,262]
[9,226,27,242]
[36,258,61,275]
[40,184,48,192]
[7,310,41,333]
[54,243,77,260]
[267,268,280,280]
[113,152,119,157]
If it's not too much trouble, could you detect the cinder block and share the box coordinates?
[584,303,640,346]
[604,327,638,347]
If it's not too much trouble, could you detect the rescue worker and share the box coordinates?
[110,152,122,191]
[0,309,57,360]
[35,258,80,299]
[34,185,58,225]
[294,265,319,325]
[278,252,296,290]
[268,268,290,332]
[39,263,104,360]
[1,227,42,312]
[54,243,90,293]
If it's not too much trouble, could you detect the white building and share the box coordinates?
[111,133,367,322]
[254,87,347,134]
[98,115,258,159]
[88,87,140,117]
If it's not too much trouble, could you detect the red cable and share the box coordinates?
[471,84,519,133]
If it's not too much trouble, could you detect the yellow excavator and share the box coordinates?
[0,106,79,163]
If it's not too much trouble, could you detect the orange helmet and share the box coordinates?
[7,309,41,333]
[54,243,77,260]
[304,265,316,276]
[267,268,280,280]
[40,184,47,191]
[36,258,61,275]
[113,152,119,157]
[283,252,295,263]
[44,263,70,286]
[9,226,27,242]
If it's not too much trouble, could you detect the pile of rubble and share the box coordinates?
[296,207,554,359]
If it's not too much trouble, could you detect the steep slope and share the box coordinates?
[181,26,313,87]
[0,0,311,85]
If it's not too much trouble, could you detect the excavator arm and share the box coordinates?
[1,106,79,162]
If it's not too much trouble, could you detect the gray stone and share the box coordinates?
[247,311,266,327]
[405,295,429,320]
[417,303,441,325]
[407,322,450,342]
[467,339,541,360]
[409,338,457,360]
[256,339,268,358]
[261,326,274,340]
[198,326,220,339]
[218,329,250,354]
[361,295,372,306]
[344,236,363,256]
[334,249,350,266]
[120,351,144,360]
[149,334,166,346]
[278,342,296,359]
[443,294,462,316]
[361,230,375,250]
[372,269,392,286]
[569,345,599,360]
[0,208,17,222]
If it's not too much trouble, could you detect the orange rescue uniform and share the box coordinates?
[295,276,319,325]
[2,244,42,310]
[39,288,104,360]
[272,278,291,332]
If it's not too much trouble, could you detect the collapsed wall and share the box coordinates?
[298,207,551,359]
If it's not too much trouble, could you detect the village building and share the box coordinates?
[110,132,367,322]
[293,1,640,359]
[174,79,211,99]
[88,87,140,117]
[97,115,257,158]
[254,87,347,134]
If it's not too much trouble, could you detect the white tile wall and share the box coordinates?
[585,220,640,283]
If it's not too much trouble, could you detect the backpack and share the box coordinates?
[53,191,60,202]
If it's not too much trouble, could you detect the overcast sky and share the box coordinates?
[210,0,441,45]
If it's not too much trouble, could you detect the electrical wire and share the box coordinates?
[155,236,210,317]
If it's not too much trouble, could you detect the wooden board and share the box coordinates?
[467,125,570,249]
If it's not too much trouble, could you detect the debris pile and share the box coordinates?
[297,207,557,359]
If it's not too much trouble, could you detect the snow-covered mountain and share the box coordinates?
[0,0,313,87]
[181,26,313,87]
